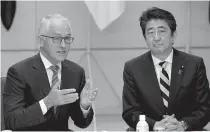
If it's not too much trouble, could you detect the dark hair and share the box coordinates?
[139,7,177,38]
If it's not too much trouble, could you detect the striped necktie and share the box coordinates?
[50,65,59,114]
[50,65,59,89]
[159,61,170,113]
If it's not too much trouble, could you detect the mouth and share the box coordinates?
[57,51,66,55]
[154,44,163,47]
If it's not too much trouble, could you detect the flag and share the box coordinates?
[1,1,16,31]
[84,0,125,31]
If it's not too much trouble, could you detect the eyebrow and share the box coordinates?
[147,26,167,31]
[53,33,71,36]
[157,26,167,29]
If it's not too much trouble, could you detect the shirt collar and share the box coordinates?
[40,52,61,70]
[151,49,173,66]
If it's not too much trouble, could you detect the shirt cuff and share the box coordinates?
[39,99,48,115]
[80,104,91,118]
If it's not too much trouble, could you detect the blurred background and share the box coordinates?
[1,1,210,131]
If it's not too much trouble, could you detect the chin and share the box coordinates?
[153,48,164,53]
[56,56,66,62]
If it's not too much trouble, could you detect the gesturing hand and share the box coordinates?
[43,81,79,110]
[80,79,98,110]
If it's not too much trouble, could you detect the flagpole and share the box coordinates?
[86,7,97,132]
[186,1,191,54]
[84,1,125,131]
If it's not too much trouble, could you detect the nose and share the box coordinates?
[153,31,161,41]
[60,38,66,48]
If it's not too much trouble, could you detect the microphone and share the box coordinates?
[178,65,184,75]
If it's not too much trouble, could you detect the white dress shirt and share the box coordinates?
[151,50,173,86]
[39,52,89,117]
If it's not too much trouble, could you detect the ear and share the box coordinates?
[172,31,177,45]
[37,35,44,47]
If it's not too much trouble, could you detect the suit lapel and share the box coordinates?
[60,61,73,90]
[168,49,184,111]
[141,52,165,114]
[32,54,51,97]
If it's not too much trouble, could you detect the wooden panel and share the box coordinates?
[1,51,37,76]
[191,1,210,47]
[1,1,36,50]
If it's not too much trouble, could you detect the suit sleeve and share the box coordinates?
[70,68,93,128]
[181,58,210,130]
[122,62,156,130]
[3,66,46,130]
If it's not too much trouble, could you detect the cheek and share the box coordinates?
[49,45,58,55]
[65,45,71,52]
[145,39,153,46]
[163,37,173,46]
[43,44,51,54]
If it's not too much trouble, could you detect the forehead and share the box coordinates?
[47,19,71,35]
[146,19,170,30]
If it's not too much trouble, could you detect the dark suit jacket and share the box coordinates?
[3,54,93,131]
[122,48,210,131]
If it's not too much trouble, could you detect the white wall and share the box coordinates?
[1,1,210,116]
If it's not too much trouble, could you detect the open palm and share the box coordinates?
[80,79,98,110]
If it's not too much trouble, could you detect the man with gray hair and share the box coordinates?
[3,14,98,131]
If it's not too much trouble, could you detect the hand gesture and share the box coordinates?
[80,79,98,110]
[43,81,79,110]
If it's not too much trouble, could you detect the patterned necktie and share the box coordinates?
[50,65,59,114]
[159,61,170,112]
[50,65,59,88]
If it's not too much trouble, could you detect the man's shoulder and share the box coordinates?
[63,59,84,71]
[176,49,202,62]
[125,50,150,66]
[9,54,38,70]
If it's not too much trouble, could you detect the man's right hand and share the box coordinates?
[153,114,175,131]
[43,81,79,110]
[153,120,166,131]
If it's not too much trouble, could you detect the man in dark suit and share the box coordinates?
[122,7,210,131]
[3,14,98,130]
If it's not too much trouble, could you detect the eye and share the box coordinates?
[54,37,62,40]
[160,30,166,32]
[65,37,71,40]
[147,31,154,34]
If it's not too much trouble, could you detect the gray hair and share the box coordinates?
[38,14,72,35]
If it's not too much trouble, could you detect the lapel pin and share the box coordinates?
[178,65,184,75]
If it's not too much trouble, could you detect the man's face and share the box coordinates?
[144,19,176,55]
[41,19,71,64]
